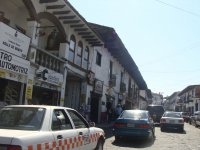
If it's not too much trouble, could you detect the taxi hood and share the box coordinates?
[0,129,39,144]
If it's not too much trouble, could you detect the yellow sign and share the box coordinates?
[28,79,33,84]
[0,70,6,78]
[60,98,64,102]
[26,86,33,100]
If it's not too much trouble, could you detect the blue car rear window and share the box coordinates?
[121,111,147,119]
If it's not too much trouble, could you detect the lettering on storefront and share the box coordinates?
[36,67,63,86]
[0,50,29,75]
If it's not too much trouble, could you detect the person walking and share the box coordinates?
[115,104,123,118]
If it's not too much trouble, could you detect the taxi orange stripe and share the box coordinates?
[37,144,42,150]
[26,132,103,150]
[28,145,33,150]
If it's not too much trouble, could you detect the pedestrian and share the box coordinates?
[115,104,123,118]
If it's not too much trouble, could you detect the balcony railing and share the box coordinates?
[31,46,65,73]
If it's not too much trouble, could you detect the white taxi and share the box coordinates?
[0,105,105,150]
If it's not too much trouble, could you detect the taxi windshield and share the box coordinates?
[0,107,45,130]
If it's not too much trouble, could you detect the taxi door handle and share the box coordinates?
[57,135,63,139]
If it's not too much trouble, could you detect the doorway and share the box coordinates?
[90,95,100,123]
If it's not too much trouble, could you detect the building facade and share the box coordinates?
[0,0,148,123]
[164,92,180,111]
[178,85,200,114]
[151,92,163,105]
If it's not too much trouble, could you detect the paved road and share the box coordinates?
[103,123,200,150]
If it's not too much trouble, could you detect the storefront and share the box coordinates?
[0,22,30,106]
[29,66,63,105]
[90,79,103,123]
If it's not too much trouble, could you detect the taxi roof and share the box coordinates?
[3,105,74,111]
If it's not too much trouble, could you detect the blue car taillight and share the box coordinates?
[137,124,150,128]
[113,122,127,127]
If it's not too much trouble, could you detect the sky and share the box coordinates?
[69,0,200,97]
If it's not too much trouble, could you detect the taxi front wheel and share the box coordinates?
[95,139,104,150]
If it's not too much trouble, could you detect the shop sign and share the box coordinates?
[0,49,29,76]
[0,68,27,83]
[26,85,33,100]
[94,79,103,95]
[0,22,30,59]
[87,70,95,85]
[25,74,34,102]
[36,66,63,86]
[0,70,6,78]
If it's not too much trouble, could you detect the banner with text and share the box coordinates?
[0,49,30,76]
[0,22,31,59]
[36,66,63,86]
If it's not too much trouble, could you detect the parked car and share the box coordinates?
[160,111,184,132]
[180,112,190,122]
[112,110,155,141]
[194,111,200,127]
[188,112,199,125]
[0,105,105,150]
[146,105,165,124]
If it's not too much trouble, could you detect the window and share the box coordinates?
[76,41,83,66]
[83,46,89,70]
[0,107,45,130]
[51,109,72,131]
[120,71,124,83]
[109,61,113,79]
[96,52,101,66]
[68,35,76,62]
[67,109,88,129]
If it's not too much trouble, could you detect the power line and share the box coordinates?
[154,0,200,18]
[139,41,200,67]
[141,69,200,74]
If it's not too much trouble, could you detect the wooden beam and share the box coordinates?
[63,20,80,24]
[40,0,58,3]
[70,24,85,28]
[58,15,76,20]
[89,41,101,44]
[52,10,70,15]
[74,28,88,32]
[78,32,92,35]
[91,43,103,47]
[86,38,98,42]
[82,35,95,38]
[46,5,65,9]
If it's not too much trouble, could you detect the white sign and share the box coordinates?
[0,22,31,59]
[0,49,30,76]
[36,66,63,86]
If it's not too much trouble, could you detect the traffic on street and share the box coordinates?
[0,0,200,150]
[103,122,200,150]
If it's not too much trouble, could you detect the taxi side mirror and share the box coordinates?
[89,122,95,127]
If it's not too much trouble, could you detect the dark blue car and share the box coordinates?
[112,110,155,141]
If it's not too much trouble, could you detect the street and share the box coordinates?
[103,123,200,150]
